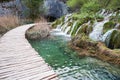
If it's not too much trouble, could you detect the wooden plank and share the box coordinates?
[0,24,58,80]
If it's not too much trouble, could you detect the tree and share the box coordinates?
[23,0,43,20]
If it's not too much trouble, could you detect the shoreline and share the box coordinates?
[68,42,120,67]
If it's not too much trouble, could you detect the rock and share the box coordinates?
[0,0,26,18]
[103,21,116,34]
[69,33,120,65]
[75,22,93,36]
[71,33,97,50]
[97,42,120,65]
[44,0,68,21]
[26,23,50,40]
[104,29,120,49]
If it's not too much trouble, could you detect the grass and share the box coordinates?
[0,15,20,34]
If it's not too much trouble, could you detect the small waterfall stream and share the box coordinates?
[54,10,120,47]
[29,29,120,80]
[70,21,77,35]
[89,20,109,41]
[29,10,120,79]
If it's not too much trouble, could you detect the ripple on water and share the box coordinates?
[29,30,120,80]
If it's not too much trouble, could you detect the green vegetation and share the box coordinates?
[67,0,120,12]
[23,0,44,20]
[103,22,116,34]
[105,30,120,49]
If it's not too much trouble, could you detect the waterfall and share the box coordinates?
[64,14,72,23]
[102,29,116,42]
[89,20,109,41]
[75,25,82,36]
[64,26,70,34]
[61,23,68,31]
[115,23,120,29]
[75,21,91,36]
[69,21,77,35]
[100,9,106,16]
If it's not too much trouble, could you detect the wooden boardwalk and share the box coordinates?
[0,24,58,80]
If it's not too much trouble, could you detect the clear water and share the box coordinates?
[29,30,120,80]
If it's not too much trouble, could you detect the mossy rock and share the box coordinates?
[71,33,97,49]
[95,15,104,22]
[103,21,116,34]
[76,23,93,35]
[105,29,120,49]
[109,14,120,23]
[52,17,65,28]
[70,20,83,36]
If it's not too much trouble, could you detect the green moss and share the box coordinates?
[52,19,62,28]
[86,25,93,34]
[77,24,88,34]
[103,21,116,34]
[71,20,84,36]
[95,14,104,22]
[71,33,97,49]
[105,30,120,49]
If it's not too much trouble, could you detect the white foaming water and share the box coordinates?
[51,27,71,40]
[102,29,116,42]
[75,21,91,36]
[61,23,69,31]
[115,23,120,29]
[64,26,71,34]
[89,20,109,41]
[64,14,72,23]
[75,25,82,36]
[100,9,106,16]
[70,21,77,35]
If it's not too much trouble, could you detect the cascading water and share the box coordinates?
[29,29,120,80]
[89,20,109,41]
[54,10,119,48]
[64,26,70,34]
[115,23,120,29]
[69,21,77,35]
[54,14,78,37]
[75,21,91,36]
[75,25,82,36]
[102,29,116,42]
[61,22,69,31]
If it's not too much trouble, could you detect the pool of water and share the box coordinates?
[29,29,120,80]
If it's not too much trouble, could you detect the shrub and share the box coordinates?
[0,15,20,34]
[67,0,85,11]
[80,0,100,14]
[23,0,44,20]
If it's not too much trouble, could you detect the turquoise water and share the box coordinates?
[29,30,120,80]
